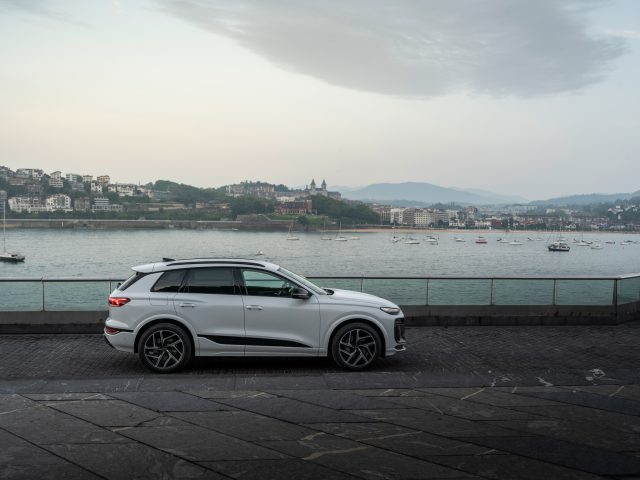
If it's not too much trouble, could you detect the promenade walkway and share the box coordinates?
[1,324,640,479]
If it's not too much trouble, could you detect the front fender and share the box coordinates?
[322,313,389,353]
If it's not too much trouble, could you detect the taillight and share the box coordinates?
[108,297,130,307]
[104,326,121,335]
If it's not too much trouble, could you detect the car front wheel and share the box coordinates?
[331,322,381,371]
[138,323,192,373]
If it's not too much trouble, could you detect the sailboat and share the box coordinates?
[286,221,300,241]
[1,201,25,263]
[334,222,348,241]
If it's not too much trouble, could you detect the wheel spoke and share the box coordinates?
[338,328,376,367]
[143,329,185,371]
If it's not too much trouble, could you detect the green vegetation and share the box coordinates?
[312,196,379,224]
[153,180,225,205]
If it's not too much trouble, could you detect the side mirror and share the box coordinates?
[291,287,311,300]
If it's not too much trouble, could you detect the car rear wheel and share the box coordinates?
[138,323,192,373]
[331,322,381,371]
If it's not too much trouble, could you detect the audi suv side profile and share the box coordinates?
[104,259,406,373]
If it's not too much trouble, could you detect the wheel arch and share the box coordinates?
[326,317,387,358]
[134,317,197,355]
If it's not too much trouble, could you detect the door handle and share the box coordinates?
[245,305,263,310]
[179,303,196,308]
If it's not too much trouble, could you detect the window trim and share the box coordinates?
[238,268,311,298]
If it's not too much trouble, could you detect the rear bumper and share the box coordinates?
[103,329,136,353]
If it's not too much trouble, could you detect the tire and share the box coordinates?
[331,322,381,371]
[138,323,192,373]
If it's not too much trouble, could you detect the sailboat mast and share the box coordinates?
[2,198,6,253]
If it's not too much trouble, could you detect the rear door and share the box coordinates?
[172,267,245,356]
[240,268,320,356]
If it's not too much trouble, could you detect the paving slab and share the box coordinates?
[45,443,224,479]
[215,396,369,423]
[186,389,276,399]
[0,429,102,480]
[200,459,361,480]
[380,395,540,420]
[567,384,640,401]
[110,391,229,412]
[260,435,472,479]
[305,422,491,457]
[487,417,640,452]
[0,397,129,445]
[350,409,528,438]
[349,388,431,397]
[268,389,401,410]
[456,435,640,476]
[170,410,317,441]
[117,423,288,461]
[236,375,329,390]
[512,389,640,416]
[508,404,640,434]
[48,399,160,426]
[24,392,112,401]
[425,453,604,480]
[419,388,565,407]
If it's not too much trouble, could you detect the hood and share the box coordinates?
[322,288,398,308]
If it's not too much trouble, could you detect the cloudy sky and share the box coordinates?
[0,0,638,199]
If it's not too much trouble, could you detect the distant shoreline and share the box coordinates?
[2,219,636,234]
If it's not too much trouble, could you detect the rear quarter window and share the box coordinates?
[151,270,187,292]
[118,272,146,291]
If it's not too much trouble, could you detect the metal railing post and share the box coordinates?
[359,276,363,293]
[490,278,494,306]
[552,279,557,306]
[425,279,429,306]
[612,279,618,305]
[41,279,45,312]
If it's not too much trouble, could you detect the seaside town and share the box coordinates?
[1,164,639,231]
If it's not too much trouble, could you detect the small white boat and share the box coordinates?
[497,238,509,243]
[334,236,348,242]
[348,236,360,240]
[509,240,523,246]
[576,241,590,246]
[424,237,438,244]
[548,241,570,252]
[454,237,466,242]
[475,237,488,244]
[286,221,299,240]
[590,243,604,250]
[255,251,265,256]
[321,236,333,241]
[404,238,420,244]
[1,206,25,263]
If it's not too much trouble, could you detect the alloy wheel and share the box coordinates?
[142,329,185,371]
[337,328,378,368]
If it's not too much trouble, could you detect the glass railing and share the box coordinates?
[0,274,638,311]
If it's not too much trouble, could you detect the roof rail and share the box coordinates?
[166,260,266,267]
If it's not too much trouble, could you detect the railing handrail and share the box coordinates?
[0,273,638,282]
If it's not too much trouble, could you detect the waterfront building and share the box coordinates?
[226,182,276,199]
[8,196,47,213]
[48,177,64,189]
[91,197,123,213]
[389,208,404,225]
[371,205,391,223]
[45,194,72,212]
[274,200,313,215]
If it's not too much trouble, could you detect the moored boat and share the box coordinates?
[548,241,570,252]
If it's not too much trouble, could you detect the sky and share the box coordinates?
[0,0,638,200]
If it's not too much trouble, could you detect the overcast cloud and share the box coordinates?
[157,0,625,97]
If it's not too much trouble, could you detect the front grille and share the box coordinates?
[394,318,406,343]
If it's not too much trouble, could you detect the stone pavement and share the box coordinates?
[1,324,640,479]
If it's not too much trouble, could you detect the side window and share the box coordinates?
[184,268,236,295]
[119,272,146,291]
[242,270,296,297]
[151,269,187,293]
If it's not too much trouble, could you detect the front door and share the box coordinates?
[240,269,320,356]
[173,267,245,356]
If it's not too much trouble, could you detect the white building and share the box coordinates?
[48,178,64,189]
[116,183,136,197]
[96,175,110,185]
[45,194,72,212]
[413,209,436,226]
[8,196,47,213]
[389,208,404,225]
[91,197,123,213]
[50,171,62,180]
[65,173,82,183]
[90,182,103,193]
[82,175,93,183]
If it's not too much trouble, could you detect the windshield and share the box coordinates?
[278,267,326,295]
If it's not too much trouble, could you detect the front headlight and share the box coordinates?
[380,306,400,315]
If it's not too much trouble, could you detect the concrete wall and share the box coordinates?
[1,302,638,334]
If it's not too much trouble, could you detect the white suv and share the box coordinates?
[104,259,406,373]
